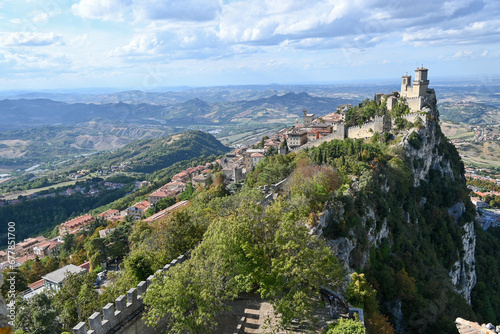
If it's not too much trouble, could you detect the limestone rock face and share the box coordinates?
[402,103,476,304]
[449,221,477,304]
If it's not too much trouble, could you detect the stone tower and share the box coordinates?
[413,67,429,97]
[401,74,412,96]
[400,67,432,112]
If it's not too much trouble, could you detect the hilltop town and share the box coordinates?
[3,68,500,334]
[0,67,434,294]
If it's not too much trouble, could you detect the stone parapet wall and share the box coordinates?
[401,113,427,126]
[73,254,188,334]
[292,127,346,151]
[346,115,386,139]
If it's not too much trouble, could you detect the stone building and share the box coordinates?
[400,66,432,112]
[286,130,308,148]
[302,109,315,125]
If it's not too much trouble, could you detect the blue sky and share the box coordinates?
[0,0,499,90]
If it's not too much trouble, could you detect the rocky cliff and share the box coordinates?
[316,92,478,333]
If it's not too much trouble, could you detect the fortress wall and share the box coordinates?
[290,125,346,151]
[405,96,423,112]
[401,113,427,126]
[347,116,386,139]
[73,254,188,334]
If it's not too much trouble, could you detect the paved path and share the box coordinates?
[213,293,333,334]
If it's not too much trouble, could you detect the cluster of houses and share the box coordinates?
[465,168,500,186]
[147,164,212,206]
[0,236,62,270]
[68,169,90,180]
[283,109,347,149]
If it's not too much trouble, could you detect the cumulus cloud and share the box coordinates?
[81,0,500,67]
[403,19,500,46]
[112,33,160,56]
[0,32,64,47]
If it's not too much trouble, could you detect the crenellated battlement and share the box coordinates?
[347,115,390,139]
[73,253,188,334]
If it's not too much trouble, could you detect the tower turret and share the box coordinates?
[413,67,429,97]
[401,74,412,97]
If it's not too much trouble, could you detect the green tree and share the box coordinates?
[324,317,365,334]
[14,293,61,334]
[1,269,27,299]
[346,273,378,313]
[144,199,344,333]
[53,272,98,331]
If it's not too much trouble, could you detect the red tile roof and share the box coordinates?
[28,279,44,290]
[79,261,90,272]
[16,254,37,264]
[134,201,151,211]
[34,240,61,251]
[61,214,95,229]
[150,189,172,198]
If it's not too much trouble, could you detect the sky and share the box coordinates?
[0,0,499,91]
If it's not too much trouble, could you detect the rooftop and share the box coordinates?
[143,200,190,223]
[62,214,95,229]
[42,264,86,284]
[97,209,119,218]
[28,279,45,290]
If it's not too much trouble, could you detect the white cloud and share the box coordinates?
[453,50,473,58]
[0,32,64,47]
[112,34,160,56]
[72,0,130,22]
[403,19,500,46]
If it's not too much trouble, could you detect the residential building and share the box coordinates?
[251,153,265,166]
[97,209,120,220]
[42,264,86,291]
[192,174,209,187]
[33,240,62,258]
[126,201,151,221]
[286,130,308,148]
[165,181,187,191]
[59,215,95,236]
[148,189,175,205]
[12,236,47,258]
[98,228,116,238]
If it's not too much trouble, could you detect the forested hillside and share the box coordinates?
[0,131,228,248]
[75,130,230,173]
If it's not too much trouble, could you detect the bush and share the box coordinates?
[324,317,365,334]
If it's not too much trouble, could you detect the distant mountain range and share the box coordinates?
[0,92,358,131]
[0,92,358,168]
